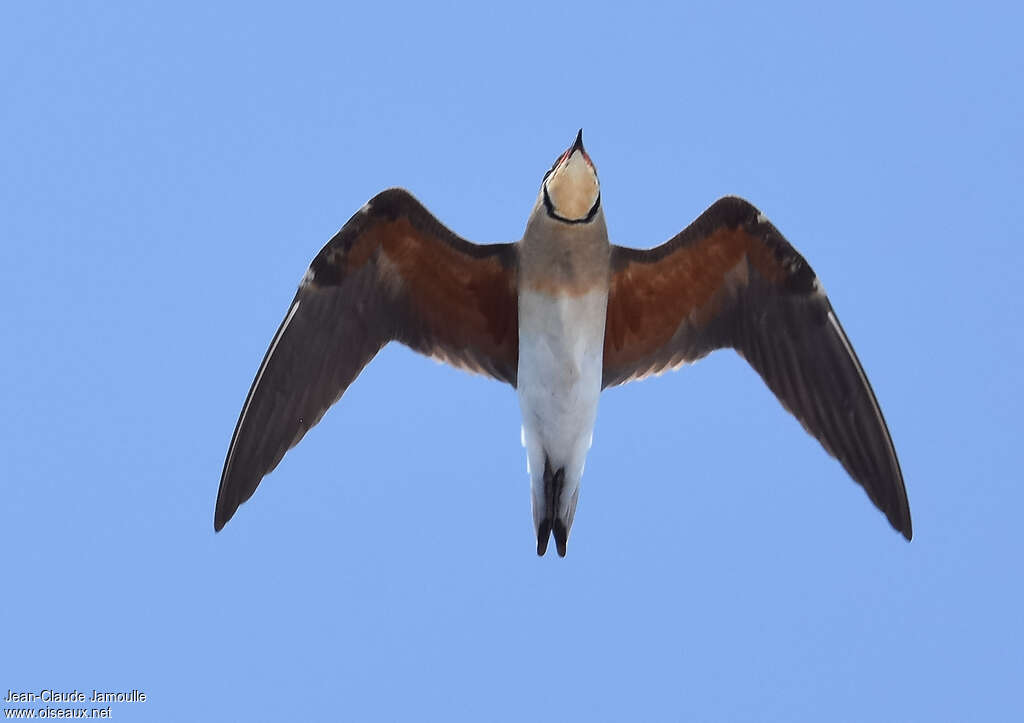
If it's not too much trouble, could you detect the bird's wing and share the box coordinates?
[215,188,519,530]
[603,196,911,539]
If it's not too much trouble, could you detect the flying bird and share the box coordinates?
[215,130,912,555]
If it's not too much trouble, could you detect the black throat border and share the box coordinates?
[542,185,601,225]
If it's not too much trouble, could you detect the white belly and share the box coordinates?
[517,288,608,524]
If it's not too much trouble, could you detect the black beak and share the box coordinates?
[571,128,585,154]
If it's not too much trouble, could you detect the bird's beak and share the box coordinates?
[570,128,585,155]
[561,128,593,170]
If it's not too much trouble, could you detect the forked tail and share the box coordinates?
[536,457,574,557]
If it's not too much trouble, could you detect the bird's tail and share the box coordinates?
[535,457,579,557]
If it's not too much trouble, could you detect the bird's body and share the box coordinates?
[215,131,912,555]
[518,286,608,555]
[516,144,611,554]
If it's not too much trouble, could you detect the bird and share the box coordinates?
[215,130,912,555]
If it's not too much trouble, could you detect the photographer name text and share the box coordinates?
[4,690,145,704]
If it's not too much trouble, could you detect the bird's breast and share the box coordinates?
[516,287,608,450]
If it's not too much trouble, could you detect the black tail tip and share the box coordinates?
[553,520,568,557]
[536,519,569,557]
[536,519,552,556]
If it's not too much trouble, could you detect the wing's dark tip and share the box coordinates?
[900,492,913,540]
[553,520,568,557]
[880,506,911,541]
[537,519,552,556]
[891,503,912,541]
[213,497,234,532]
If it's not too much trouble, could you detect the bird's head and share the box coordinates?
[538,129,600,224]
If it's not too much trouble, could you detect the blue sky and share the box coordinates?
[2,1,1021,720]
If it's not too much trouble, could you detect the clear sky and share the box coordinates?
[3,2,1021,721]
